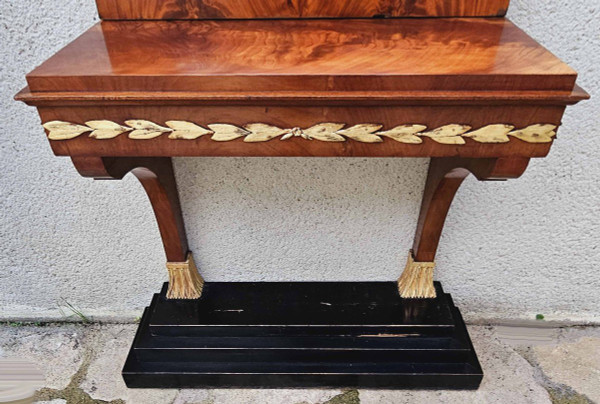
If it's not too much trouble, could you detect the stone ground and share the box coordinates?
[0,324,598,404]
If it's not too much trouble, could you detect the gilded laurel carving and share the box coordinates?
[42,120,558,144]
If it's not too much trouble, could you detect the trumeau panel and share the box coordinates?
[95,0,510,20]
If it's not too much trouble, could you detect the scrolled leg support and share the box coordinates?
[71,156,204,299]
[399,157,530,299]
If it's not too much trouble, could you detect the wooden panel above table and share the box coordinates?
[95,0,511,20]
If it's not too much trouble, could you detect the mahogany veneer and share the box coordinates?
[25,19,577,94]
[18,18,586,162]
[96,0,510,20]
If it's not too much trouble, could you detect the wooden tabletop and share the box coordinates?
[26,18,577,95]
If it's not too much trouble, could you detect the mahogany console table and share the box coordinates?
[17,0,588,389]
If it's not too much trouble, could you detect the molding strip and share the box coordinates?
[42,121,558,144]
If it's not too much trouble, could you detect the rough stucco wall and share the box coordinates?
[0,0,598,323]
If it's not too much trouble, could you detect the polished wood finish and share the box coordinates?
[39,121,560,145]
[34,104,564,158]
[15,4,588,303]
[95,0,510,20]
[14,86,590,107]
[412,157,529,262]
[123,282,483,388]
[25,19,577,94]
[72,157,188,262]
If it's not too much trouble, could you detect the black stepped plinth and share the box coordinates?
[123,282,483,389]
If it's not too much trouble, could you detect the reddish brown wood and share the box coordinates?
[33,104,565,159]
[412,157,529,262]
[95,0,510,20]
[50,136,554,159]
[15,87,589,107]
[26,19,577,94]
[72,157,188,262]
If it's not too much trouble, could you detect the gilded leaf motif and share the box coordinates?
[126,120,172,139]
[243,124,289,142]
[302,123,346,142]
[208,124,250,142]
[508,124,557,143]
[86,120,132,139]
[336,124,383,143]
[463,124,514,144]
[376,125,427,144]
[166,121,213,140]
[43,121,91,140]
[420,124,472,145]
[40,121,559,146]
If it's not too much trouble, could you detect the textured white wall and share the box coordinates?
[0,0,598,323]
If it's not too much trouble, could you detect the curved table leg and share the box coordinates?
[71,157,203,299]
[68,155,529,300]
[399,157,530,298]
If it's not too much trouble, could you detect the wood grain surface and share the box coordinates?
[95,0,510,20]
[72,157,189,261]
[41,120,559,144]
[412,157,529,263]
[35,104,564,158]
[26,19,577,93]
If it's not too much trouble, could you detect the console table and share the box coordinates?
[16,0,588,389]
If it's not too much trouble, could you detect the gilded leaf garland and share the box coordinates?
[42,120,558,144]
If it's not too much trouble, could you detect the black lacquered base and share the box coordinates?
[123,282,482,389]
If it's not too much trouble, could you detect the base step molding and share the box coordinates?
[123,282,483,389]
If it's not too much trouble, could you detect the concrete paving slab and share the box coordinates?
[532,335,600,402]
[173,388,344,404]
[79,325,178,404]
[0,323,596,404]
[0,325,85,390]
